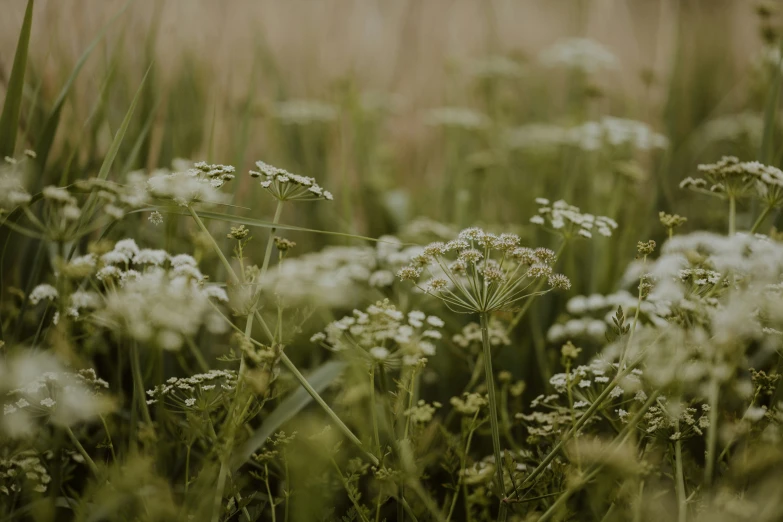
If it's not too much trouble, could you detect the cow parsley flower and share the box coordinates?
[311,300,444,367]
[249,160,333,202]
[531,198,618,239]
[397,227,569,313]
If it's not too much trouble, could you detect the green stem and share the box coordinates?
[537,391,660,522]
[130,343,154,428]
[260,200,284,278]
[65,426,99,476]
[515,360,641,493]
[185,444,192,494]
[99,414,116,462]
[480,312,507,522]
[704,377,720,487]
[446,413,480,522]
[188,205,238,283]
[728,195,736,236]
[264,463,277,522]
[750,204,774,234]
[279,352,378,466]
[370,365,381,456]
[675,424,687,522]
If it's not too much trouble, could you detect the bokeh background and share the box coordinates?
[1,0,779,388]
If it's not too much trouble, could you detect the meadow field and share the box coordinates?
[2,1,783,521]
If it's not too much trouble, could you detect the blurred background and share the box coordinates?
[1,0,780,387]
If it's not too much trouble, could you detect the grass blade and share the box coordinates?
[230,359,346,470]
[35,0,132,171]
[0,0,34,157]
[759,39,783,164]
[144,206,410,244]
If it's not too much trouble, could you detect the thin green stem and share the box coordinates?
[188,205,238,283]
[65,426,99,476]
[185,443,192,494]
[264,463,277,522]
[130,343,154,429]
[370,365,381,456]
[260,200,284,278]
[480,312,507,522]
[279,352,378,466]
[750,204,774,234]
[704,377,720,487]
[446,412,480,522]
[675,423,687,522]
[99,415,116,462]
[728,195,736,236]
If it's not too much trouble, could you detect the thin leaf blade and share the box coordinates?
[0,0,34,157]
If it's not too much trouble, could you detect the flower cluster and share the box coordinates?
[93,239,228,350]
[681,156,783,205]
[423,107,491,130]
[3,367,111,437]
[538,38,619,73]
[452,317,511,353]
[145,370,237,413]
[249,160,333,202]
[311,300,444,367]
[398,227,570,313]
[0,157,32,214]
[147,161,235,206]
[273,99,339,125]
[531,198,618,239]
[506,117,668,152]
[0,452,50,495]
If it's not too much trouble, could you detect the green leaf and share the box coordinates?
[71,65,152,241]
[35,0,132,172]
[96,65,152,182]
[230,359,346,470]
[0,0,34,157]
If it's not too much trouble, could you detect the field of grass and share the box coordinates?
[2,1,783,521]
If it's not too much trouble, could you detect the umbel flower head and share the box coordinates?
[397,228,570,313]
[311,299,444,368]
[680,156,783,203]
[147,161,235,207]
[249,160,333,202]
[530,198,618,239]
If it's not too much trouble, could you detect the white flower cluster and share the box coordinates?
[273,99,339,125]
[94,239,228,350]
[3,363,110,437]
[547,290,670,344]
[263,238,422,307]
[0,160,32,213]
[681,156,783,205]
[398,227,569,313]
[464,55,525,80]
[538,38,619,73]
[74,176,149,220]
[531,198,618,239]
[695,112,763,148]
[146,161,235,206]
[249,160,333,202]
[0,452,50,495]
[423,107,491,130]
[146,369,237,413]
[264,245,376,308]
[311,300,444,367]
[452,317,511,354]
[506,117,668,152]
